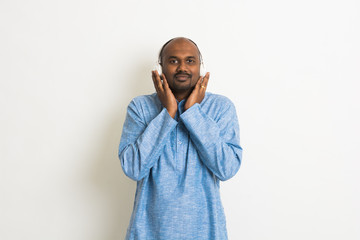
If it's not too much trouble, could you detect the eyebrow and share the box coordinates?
[167,56,197,59]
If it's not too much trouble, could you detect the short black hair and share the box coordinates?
[158,37,203,65]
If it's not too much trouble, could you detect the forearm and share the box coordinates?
[180,103,242,181]
[119,106,177,181]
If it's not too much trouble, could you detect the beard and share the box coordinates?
[170,81,193,93]
[168,71,196,93]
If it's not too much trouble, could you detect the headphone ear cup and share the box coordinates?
[155,63,162,75]
[200,63,206,76]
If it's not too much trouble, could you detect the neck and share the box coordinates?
[173,89,192,102]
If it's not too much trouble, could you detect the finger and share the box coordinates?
[198,76,206,91]
[201,72,210,91]
[194,76,202,90]
[161,74,170,89]
[162,75,177,97]
[154,70,164,91]
[201,72,210,89]
[152,71,161,93]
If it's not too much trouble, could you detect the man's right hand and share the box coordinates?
[152,70,178,119]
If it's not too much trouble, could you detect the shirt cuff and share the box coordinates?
[179,103,206,126]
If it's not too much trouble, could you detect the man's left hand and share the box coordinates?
[184,72,210,111]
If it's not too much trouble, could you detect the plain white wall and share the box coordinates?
[1,0,359,239]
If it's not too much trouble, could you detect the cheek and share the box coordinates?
[163,64,175,72]
[192,65,200,73]
[191,67,200,79]
[161,66,171,80]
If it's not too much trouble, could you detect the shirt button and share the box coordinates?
[178,140,182,144]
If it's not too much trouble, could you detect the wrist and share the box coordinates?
[167,108,177,119]
[184,102,193,111]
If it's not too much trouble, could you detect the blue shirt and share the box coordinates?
[118,92,242,240]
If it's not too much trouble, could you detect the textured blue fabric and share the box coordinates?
[118,92,242,240]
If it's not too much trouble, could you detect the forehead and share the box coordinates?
[163,39,199,58]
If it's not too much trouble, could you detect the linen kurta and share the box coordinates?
[118,92,242,240]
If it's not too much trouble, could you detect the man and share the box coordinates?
[118,37,242,240]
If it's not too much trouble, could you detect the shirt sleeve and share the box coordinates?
[118,99,178,181]
[179,100,242,181]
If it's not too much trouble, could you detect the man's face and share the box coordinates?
[161,38,201,94]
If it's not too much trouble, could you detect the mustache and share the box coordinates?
[175,71,192,78]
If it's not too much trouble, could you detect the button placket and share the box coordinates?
[176,100,187,173]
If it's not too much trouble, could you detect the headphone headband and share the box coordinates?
[158,37,203,65]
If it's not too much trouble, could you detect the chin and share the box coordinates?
[171,84,191,92]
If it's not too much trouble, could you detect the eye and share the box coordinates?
[187,59,196,64]
[169,59,178,64]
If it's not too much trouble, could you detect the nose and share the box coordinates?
[176,61,187,72]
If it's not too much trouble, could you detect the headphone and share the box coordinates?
[155,61,206,76]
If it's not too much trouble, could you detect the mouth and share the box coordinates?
[175,73,191,82]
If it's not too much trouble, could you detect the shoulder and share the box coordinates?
[130,93,158,105]
[127,93,162,122]
[203,92,235,109]
[128,93,160,109]
[201,92,237,121]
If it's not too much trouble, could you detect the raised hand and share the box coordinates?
[152,70,178,118]
[184,72,210,111]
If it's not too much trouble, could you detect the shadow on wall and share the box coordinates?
[89,62,154,240]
